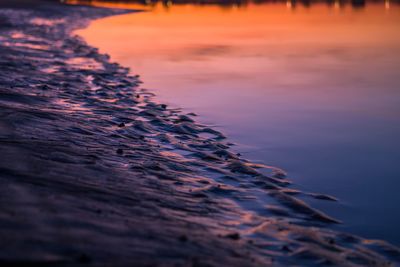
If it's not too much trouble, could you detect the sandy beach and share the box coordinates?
[0,0,399,265]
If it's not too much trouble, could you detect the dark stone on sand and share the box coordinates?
[192,192,208,198]
[179,235,188,242]
[118,122,125,127]
[225,233,240,240]
[39,84,50,90]
[77,253,92,264]
[117,148,123,155]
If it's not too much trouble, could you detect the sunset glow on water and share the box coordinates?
[71,0,400,244]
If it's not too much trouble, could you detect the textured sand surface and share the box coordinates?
[0,1,399,266]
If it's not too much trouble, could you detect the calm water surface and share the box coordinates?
[71,0,400,244]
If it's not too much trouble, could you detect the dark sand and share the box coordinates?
[0,0,399,266]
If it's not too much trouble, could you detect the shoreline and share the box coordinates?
[0,0,399,265]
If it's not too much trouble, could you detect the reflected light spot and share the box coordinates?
[385,0,390,10]
[334,0,340,9]
[286,0,292,9]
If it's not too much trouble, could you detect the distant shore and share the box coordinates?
[0,0,399,265]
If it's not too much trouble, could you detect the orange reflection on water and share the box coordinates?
[73,1,400,100]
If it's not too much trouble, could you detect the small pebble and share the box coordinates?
[77,253,91,264]
[225,232,240,240]
[178,235,188,242]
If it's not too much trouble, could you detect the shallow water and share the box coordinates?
[71,0,400,245]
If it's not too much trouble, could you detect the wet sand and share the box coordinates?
[0,0,399,265]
